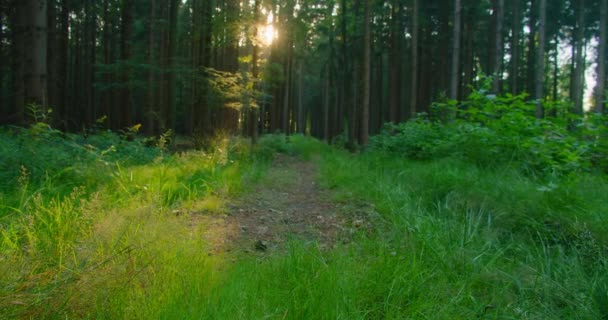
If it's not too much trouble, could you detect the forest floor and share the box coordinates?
[194,155,351,255]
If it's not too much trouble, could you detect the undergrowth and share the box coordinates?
[1,121,607,319]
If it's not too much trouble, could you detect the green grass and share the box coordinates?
[1,129,607,319]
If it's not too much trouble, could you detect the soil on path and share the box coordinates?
[197,155,347,254]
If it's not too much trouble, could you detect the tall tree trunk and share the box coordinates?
[534,0,546,118]
[360,0,370,145]
[388,0,401,122]
[12,2,25,124]
[511,0,521,94]
[22,0,48,121]
[167,0,179,130]
[492,0,504,93]
[439,1,450,93]
[526,0,537,96]
[47,0,57,114]
[450,0,461,100]
[410,0,419,117]
[595,0,607,114]
[146,0,156,135]
[553,35,560,103]
[572,0,585,115]
[0,7,4,122]
[297,61,305,134]
[323,68,330,140]
[101,0,112,128]
[83,0,96,126]
[120,0,134,128]
[250,0,261,142]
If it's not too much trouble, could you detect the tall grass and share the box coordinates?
[1,130,606,319]
[98,136,606,319]
[0,128,271,318]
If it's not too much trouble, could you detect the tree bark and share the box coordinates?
[510,0,521,94]
[594,0,607,114]
[410,0,419,116]
[388,0,401,122]
[21,0,48,122]
[535,0,546,118]
[526,0,537,96]
[492,0,504,93]
[572,0,585,115]
[360,0,371,145]
[120,0,134,128]
[450,0,461,100]
[146,0,156,135]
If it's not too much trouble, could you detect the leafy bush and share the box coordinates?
[371,89,608,178]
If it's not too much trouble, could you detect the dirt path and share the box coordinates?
[198,155,347,254]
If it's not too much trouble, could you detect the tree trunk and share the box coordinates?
[572,0,585,115]
[12,3,25,124]
[450,0,461,100]
[47,0,57,114]
[360,0,371,145]
[120,0,134,128]
[22,0,48,121]
[492,0,504,93]
[410,0,419,116]
[511,0,521,94]
[0,7,4,122]
[297,61,305,134]
[534,0,546,118]
[594,0,607,114]
[552,35,559,103]
[388,0,401,122]
[146,0,156,135]
[526,0,537,96]
[83,0,96,126]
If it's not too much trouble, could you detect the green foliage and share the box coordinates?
[372,90,608,178]
[1,131,607,319]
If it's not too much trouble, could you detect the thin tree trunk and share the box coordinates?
[572,0,585,115]
[389,0,401,122]
[553,36,559,103]
[297,61,304,134]
[23,0,48,118]
[47,0,57,113]
[526,0,537,96]
[410,0,419,116]
[13,2,25,124]
[0,7,4,121]
[166,0,179,130]
[511,0,521,94]
[595,0,607,114]
[450,0,461,100]
[492,0,504,93]
[360,0,370,145]
[323,69,330,140]
[146,0,157,135]
[535,0,546,118]
[120,0,134,128]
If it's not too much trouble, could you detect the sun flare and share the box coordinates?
[259,24,277,46]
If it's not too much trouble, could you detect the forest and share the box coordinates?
[1,0,608,318]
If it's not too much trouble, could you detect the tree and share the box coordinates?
[595,0,607,114]
[17,0,48,124]
[360,0,371,145]
[510,0,522,94]
[571,0,586,115]
[410,0,419,115]
[492,0,504,93]
[450,0,461,100]
[535,0,546,118]
[388,0,401,122]
[119,0,134,128]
